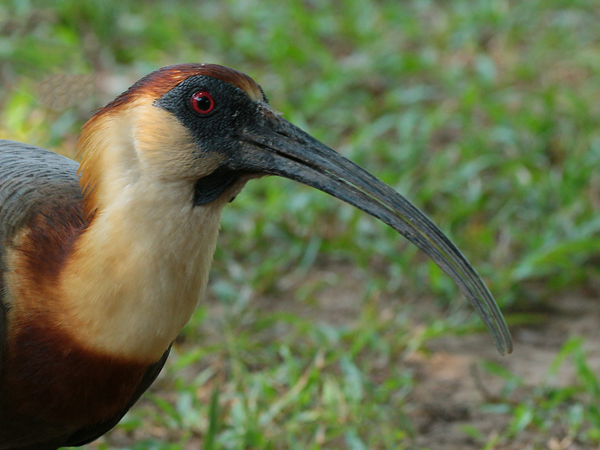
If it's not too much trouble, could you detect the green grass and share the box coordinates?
[2,0,600,448]
[477,337,600,447]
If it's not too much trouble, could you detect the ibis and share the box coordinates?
[0,64,511,449]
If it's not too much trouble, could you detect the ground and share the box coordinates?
[413,294,600,450]
[84,266,600,450]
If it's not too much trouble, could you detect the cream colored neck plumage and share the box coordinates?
[58,102,238,363]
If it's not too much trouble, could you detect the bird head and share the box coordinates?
[77,63,512,355]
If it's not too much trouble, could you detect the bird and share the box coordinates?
[0,63,512,449]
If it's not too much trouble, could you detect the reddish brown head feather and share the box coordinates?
[99,63,266,114]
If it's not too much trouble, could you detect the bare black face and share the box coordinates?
[155,75,266,152]
[156,74,512,355]
[155,75,266,205]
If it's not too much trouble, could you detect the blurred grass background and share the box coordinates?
[2,0,600,449]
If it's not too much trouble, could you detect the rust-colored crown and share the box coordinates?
[100,63,266,114]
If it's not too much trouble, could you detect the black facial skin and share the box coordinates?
[191,167,240,205]
[155,75,263,205]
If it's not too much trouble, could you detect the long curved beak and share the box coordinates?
[231,106,512,355]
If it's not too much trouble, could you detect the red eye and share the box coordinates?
[190,91,215,115]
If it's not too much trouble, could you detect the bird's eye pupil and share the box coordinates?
[196,96,211,111]
[191,91,215,115]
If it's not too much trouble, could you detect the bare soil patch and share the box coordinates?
[255,265,600,449]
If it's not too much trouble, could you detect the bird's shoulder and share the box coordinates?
[0,139,82,220]
[0,139,83,378]
[0,140,83,250]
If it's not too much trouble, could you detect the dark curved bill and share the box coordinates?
[232,109,512,355]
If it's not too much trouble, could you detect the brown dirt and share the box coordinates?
[256,265,600,449]
[407,293,600,450]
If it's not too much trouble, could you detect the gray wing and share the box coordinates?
[0,139,82,377]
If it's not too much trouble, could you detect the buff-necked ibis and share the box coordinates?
[0,64,511,449]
